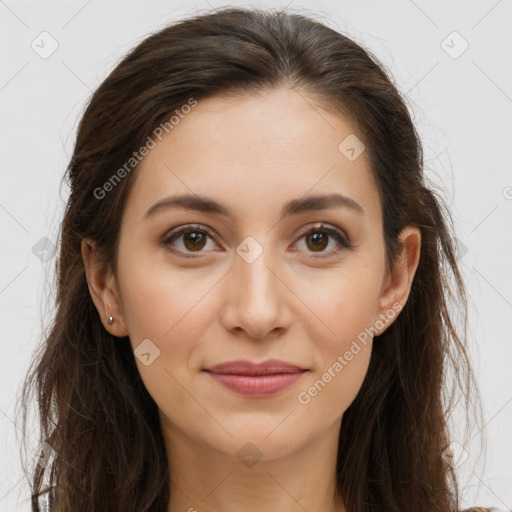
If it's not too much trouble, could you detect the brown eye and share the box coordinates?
[162,224,218,258]
[293,223,353,257]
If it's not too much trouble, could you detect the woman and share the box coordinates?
[18,6,505,512]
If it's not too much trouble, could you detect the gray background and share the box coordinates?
[1,0,511,510]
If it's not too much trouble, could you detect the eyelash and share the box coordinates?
[161,223,353,259]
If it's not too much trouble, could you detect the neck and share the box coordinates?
[162,417,345,512]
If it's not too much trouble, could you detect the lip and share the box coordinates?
[203,359,308,397]
[204,358,307,375]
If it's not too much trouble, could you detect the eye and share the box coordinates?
[161,222,353,259]
[161,224,220,258]
[292,223,353,257]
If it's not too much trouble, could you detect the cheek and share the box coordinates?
[297,343,372,422]
[297,258,383,347]
[291,259,382,413]
[117,254,221,392]
[118,248,219,344]
[295,277,377,420]
[119,266,218,421]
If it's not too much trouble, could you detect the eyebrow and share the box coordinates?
[143,192,365,220]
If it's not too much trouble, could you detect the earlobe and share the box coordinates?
[376,226,421,335]
[81,238,129,338]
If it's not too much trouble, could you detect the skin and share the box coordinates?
[82,86,421,512]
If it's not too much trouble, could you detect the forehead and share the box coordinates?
[124,87,381,225]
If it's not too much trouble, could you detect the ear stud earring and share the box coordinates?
[108,316,114,325]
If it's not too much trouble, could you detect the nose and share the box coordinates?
[219,246,292,340]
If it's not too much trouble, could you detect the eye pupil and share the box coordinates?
[306,232,328,251]
[184,231,207,251]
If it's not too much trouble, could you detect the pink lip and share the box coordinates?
[203,359,308,397]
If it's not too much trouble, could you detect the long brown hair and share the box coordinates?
[18,6,482,512]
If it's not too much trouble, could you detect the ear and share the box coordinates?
[375,225,421,335]
[81,238,129,338]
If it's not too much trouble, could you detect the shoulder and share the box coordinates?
[460,508,512,512]
[33,492,510,512]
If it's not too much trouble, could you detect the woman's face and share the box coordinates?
[84,86,419,464]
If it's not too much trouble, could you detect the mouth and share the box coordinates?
[202,359,309,397]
